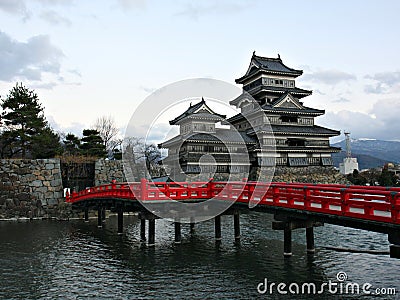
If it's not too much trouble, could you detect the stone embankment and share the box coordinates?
[95,159,125,186]
[0,159,65,219]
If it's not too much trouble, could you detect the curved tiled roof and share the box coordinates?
[236,53,303,83]
[169,99,226,125]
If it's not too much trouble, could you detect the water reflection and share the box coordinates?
[0,213,399,299]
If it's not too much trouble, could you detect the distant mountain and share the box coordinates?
[332,139,400,169]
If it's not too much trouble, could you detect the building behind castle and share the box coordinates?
[159,52,342,182]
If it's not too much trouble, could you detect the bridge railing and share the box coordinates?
[66,179,400,225]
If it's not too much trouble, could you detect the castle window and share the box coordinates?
[280,116,298,123]
[287,139,305,147]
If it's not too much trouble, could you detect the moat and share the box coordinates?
[1,213,399,299]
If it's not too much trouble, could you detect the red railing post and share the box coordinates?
[340,188,349,216]
[140,178,148,201]
[304,186,311,209]
[207,178,214,199]
[272,185,279,204]
[390,192,399,223]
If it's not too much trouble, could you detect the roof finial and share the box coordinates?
[252,50,256,56]
[278,53,281,59]
[201,96,205,102]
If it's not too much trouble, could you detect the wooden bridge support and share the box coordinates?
[97,206,102,228]
[101,207,106,223]
[148,218,156,247]
[140,218,146,242]
[215,215,222,241]
[388,232,400,259]
[306,227,315,253]
[190,217,195,234]
[234,211,240,241]
[273,215,322,257]
[117,207,123,234]
[84,207,89,222]
[174,221,182,244]
[283,228,292,257]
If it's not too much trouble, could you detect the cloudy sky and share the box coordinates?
[1,0,400,142]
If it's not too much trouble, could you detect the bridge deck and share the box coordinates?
[66,179,400,229]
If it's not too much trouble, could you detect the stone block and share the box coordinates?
[31,180,43,187]
[51,179,62,187]
[45,164,55,170]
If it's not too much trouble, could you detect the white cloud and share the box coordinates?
[364,71,400,94]
[176,0,257,19]
[302,69,356,85]
[40,10,71,26]
[319,97,400,141]
[0,31,64,81]
[0,0,29,17]
[116,0,146,10]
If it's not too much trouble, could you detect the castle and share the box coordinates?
[159,52,342,182]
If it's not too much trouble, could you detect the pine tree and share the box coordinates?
[0,83,48,158]
[63,133,81,155]
[79,129,106,158]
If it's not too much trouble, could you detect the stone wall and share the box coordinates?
[95,160,125,186]
[0,159,64,219]
[271,166,349,184]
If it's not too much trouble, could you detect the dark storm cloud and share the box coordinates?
[0,31,64,81]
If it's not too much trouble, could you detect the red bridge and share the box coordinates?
[66,179,400,258]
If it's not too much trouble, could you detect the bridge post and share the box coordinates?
[148,218,156,246]
[117,206,123,234]
[101,207,106,223]
[97,206,102,228]
[190,217,195,234]
[174,220,182,244]
[215,215,222,241]
[388,232,400,259]
[284,227,292,257]
[306,227,315,253]
[140,219,146,242]
[234,211,240,241]
[84,207,89,222]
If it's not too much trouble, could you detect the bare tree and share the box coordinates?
[122,137,165,180]
[93,115,120,151]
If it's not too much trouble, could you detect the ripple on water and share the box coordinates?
[0,214,399,299]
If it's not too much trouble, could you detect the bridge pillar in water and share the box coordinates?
[215,215,222,241]
[284,228,292,257]
[84,207,89,222]
[148,218,156,247]
[190,217,195,234]
[388,232,400,259]
[306,227,315,253]
[101,207,106,223]
[140,218,146,242]
[234,211,240,241]
[174,220,182,244]
[97,206,102,228]
[117,206,123,234]
[273,215,322,257]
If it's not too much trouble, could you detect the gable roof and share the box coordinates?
[169,98,226,125]
[236,52,303,84]
[272,92,304,109]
